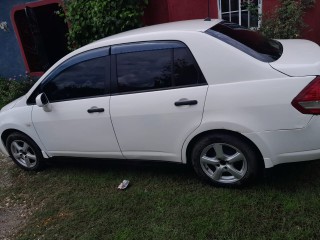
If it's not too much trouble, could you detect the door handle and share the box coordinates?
[87,107,105,113]
[174,99,198,106]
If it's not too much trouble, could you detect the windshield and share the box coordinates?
[206,21,283,62]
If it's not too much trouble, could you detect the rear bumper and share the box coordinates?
[244,116,320,168]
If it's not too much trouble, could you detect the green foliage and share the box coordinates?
[260,0,315,39]
[3,159,320,239]
[61,0,148,50]
[0,75,35,108]
[241,0,259,16]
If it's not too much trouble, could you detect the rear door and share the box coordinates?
[110,41,208,162]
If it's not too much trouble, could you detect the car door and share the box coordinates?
[31,47,123,158]
[110,41,208,162]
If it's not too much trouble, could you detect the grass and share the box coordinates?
[2,157,320,240]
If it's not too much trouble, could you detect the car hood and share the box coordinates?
[0,95,24,112]
[269,39,320,77]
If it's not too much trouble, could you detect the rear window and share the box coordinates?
[206,21,283,62]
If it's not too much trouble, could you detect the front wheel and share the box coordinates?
[6,132,45,171]
[191,134,262,187]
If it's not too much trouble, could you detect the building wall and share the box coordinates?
[144,0,320,45]
[301,0,320,44]
[0,0,33,77]
[1,0,66,77]
[144,0,170,24]
[144,0,218,25]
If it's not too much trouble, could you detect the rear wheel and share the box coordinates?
[191,133,261,187]
[6,132,45,171]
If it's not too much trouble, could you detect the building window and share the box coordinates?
[11,0,69,76]
[218,0,262,28]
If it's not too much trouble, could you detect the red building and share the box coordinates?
[144,0,320,45]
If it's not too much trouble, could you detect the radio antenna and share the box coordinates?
[204,0,211,21]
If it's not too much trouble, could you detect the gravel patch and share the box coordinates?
[0,155,14,189]
[0,154,33,240]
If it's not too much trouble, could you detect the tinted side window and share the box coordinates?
[116,45,206,93]
[43,56,109,102]
[117,49,172,93]
[174,48,201,87]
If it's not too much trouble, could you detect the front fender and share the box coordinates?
[0,106,49,158]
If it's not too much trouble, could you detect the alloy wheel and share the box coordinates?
[199,143,247,183]
[10,140,37,169]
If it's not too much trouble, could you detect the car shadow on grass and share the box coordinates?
[261,160,320,191]
[45,157,196,182]
[43,157,320,190]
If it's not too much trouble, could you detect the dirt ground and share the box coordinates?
[0,154,32,240]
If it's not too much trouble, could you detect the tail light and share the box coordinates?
[292,76,320,114]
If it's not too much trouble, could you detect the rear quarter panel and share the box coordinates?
[201,76,314,133]
[181,76,314,164]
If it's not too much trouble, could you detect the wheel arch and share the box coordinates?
[185,129,265,169]
[1,129,27,147]
[1,128,49,158]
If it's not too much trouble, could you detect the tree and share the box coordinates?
[259,0,315,39]
[60,0,148,50]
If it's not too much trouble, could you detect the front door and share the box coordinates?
[32,97,121,158]
[31,51,122,158]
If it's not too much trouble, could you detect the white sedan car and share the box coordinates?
[1,20,320,187]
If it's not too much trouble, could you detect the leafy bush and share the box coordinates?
[260,0,315,39]
[61,0,148,50]
[0,75,36,109]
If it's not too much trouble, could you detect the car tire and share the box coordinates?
[191,133,261,187]
[6,132,45,171]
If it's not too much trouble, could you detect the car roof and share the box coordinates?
[88,19,221,46]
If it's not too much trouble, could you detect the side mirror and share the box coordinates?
[36,93,52,112]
